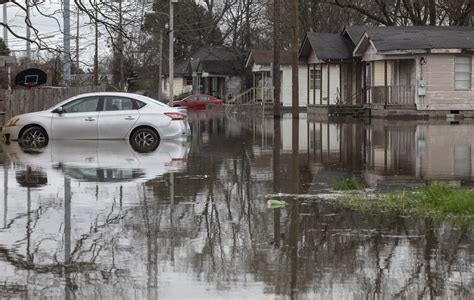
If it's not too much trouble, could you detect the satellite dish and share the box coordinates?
[15,68,48,87]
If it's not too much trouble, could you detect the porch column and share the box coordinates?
[327,63,330,107]
[384,60,388,105]
[307,64,310,105]
[320,63,323,105]
[363,64,367,105]
[339,63,342,104]
[253,73,256,101]
[312,64,316,105]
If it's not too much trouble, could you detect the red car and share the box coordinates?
[172,94,224,109]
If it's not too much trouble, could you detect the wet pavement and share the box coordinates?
[0,111,473,299]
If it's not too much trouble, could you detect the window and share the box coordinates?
[309,66,321,90]
[104,97,134,111]
[186,95,198,102]
[455,56,472,90]
[63,97,99,113]
[185,77,193,86]
[135,100,146,109]
[200,95,210,102]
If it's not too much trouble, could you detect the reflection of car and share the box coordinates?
[2,92,191,147]
[172,94,224,109]
[2,139,190,183]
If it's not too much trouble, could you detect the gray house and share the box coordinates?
[300,26,474,119]
[188,46,243,100]
[353,26,474,117]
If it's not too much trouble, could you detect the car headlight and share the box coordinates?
[5,117,20,127]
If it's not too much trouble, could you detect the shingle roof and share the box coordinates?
[190,46,241,61]
[248,49,292,65]
[363,26,474,51]
[306,32,354,60]
[197,60,241,76]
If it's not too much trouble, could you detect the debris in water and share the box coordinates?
[267,199,288,208]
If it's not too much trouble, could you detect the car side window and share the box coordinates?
[63,97,99,113]
[135,100,146,109]
[200,96,210,102]
[187,96,198,102]
[104,97,134,111]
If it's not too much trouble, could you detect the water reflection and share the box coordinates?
[0,114,472,299]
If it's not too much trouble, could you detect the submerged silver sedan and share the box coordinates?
[2,92,190,148]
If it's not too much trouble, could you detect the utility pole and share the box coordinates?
[76,6,80,71]
[273,0,281,118]
[94,7,99,85]
[63,0,71,86]
[158,28,163,100]
[3,3,7,47]
[168,0,177,104]
[290,0,299,119]
[26,0,31,60]
[119,0,124,89]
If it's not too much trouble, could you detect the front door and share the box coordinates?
[51,96,100,139]
[98,96,140,139]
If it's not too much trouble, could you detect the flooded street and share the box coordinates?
[0,111,473,299]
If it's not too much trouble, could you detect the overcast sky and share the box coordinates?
[2,1,150,70]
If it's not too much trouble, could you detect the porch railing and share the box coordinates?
[227,87,274,105]
[370,85,415,105]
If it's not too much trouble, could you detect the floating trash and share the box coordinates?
[267,199,288,208]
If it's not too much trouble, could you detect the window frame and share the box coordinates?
[309,66,322,90]
[101,96,145,111]
[62,96,101,113]
[454,56,472,91]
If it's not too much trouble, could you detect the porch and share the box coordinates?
[192,74,226,100]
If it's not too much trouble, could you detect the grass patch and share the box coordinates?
[338,182,474,224]
[333,176,363,191]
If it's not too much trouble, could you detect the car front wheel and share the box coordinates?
[130,127,160,153]
[20,126,49,148]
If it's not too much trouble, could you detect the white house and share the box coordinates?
[246,49,308,108]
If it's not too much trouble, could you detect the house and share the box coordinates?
[299,31,363,110]
[188,46,243,100]
[353,26,474,117]
[245,49,308,107]
[300,26,474,119]
[162,60,193,100]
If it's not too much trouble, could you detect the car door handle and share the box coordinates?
[125,116,136,120]
[85,117,95,121]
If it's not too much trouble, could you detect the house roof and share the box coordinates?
[162,59,190,76]
[197,60,241,76]
[190,46,241,62]
[299,32,355,61]
[246,49,292,67]
[353,26,474,56]
[342,26,372,44]
[189,46,242,76]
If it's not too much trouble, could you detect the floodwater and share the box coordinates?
[0,111,473,299]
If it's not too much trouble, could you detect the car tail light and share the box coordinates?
[164,112,185,120]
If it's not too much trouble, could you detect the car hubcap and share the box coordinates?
[134,131,155,147]
[24,130,46,148]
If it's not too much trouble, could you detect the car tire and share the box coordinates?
[130,127,160,153]
[19,126,49,149]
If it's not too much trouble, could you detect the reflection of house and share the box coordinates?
[188,46,243,100]
[245,49,308,107]
[300,26,474,119]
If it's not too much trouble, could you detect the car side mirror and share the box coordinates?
[53,107,64,114]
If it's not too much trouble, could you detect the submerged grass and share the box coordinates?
[333,176,363,191]
[337,182,474,224]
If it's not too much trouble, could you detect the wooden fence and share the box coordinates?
[0,85,106,125]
